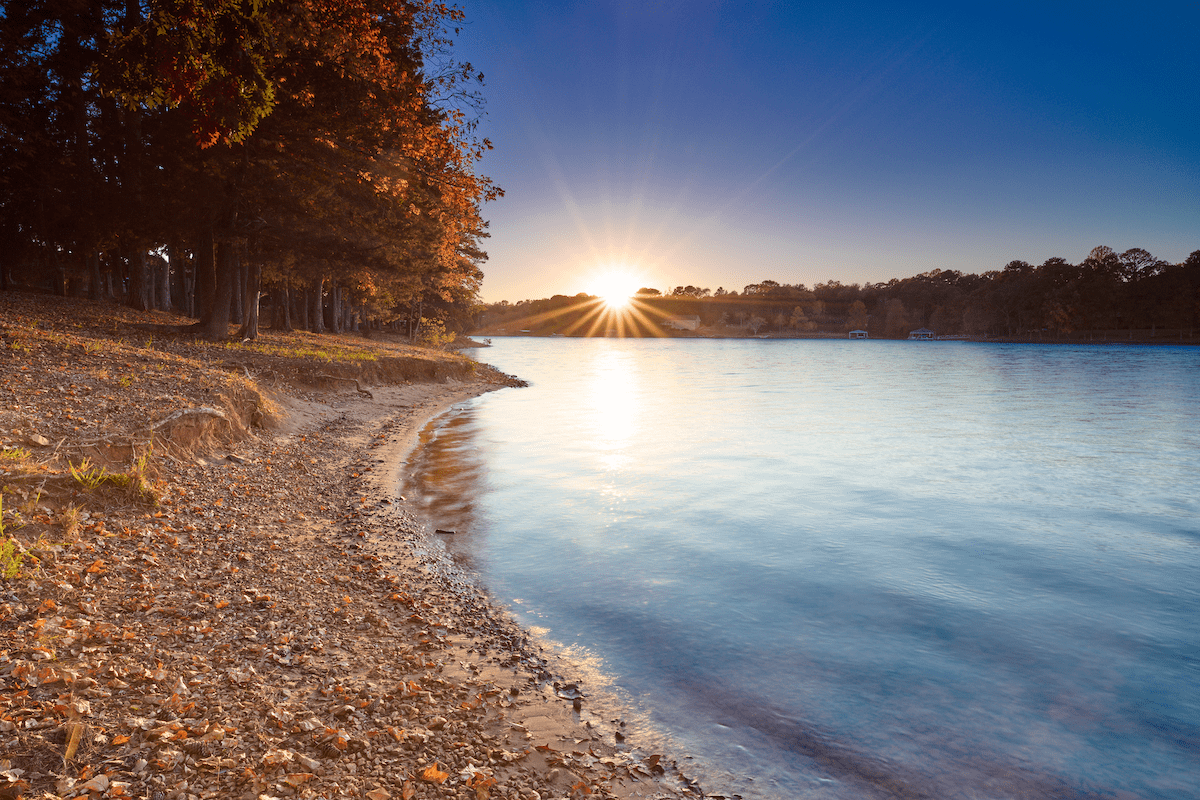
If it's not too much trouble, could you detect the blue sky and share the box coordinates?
[455,1,1199,302]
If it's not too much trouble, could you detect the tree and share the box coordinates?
[883,298,912,338]
[846,300,868,331]
[0,0,501,342]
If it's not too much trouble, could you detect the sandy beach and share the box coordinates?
[0,292,706,800]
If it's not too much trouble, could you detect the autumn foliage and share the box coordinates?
[0,0,500,340]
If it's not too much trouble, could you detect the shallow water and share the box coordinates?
[403,338,1200,799]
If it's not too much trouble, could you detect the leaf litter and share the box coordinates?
[0,293,715,800]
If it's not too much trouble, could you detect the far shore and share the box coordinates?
[471,328,1199,345]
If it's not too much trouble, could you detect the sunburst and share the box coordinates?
[590,270,639,310]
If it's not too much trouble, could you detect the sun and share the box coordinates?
[591,270,640,310]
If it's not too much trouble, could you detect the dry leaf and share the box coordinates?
[283,772,314,787]
[467,773,497,800]
[420,763,449,784]
[80,773,110,792]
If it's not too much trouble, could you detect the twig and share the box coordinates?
[313,374,374,399]
[149,407,229,431]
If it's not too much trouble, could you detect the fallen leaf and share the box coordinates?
[80,773,110,793]
[283,772,314,787]
[467,773,498,800]
[420,763,449,784]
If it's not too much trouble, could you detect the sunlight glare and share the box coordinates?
[591,270,640,309]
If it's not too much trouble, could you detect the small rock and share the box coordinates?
[24,432,51,447]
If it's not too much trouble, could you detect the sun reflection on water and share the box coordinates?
[586,348,639,454]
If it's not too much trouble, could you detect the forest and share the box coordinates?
[0,0,499,342]
[477,246,1200,341]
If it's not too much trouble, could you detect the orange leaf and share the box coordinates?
[468,773,497,799]
[112,734,131,745]
[420,763,449,784]
[401,780,416,800]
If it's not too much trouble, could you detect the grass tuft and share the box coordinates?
[69,450,160,506]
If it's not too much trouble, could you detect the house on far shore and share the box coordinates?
[849,329,868,339]
[908,328,936,340]
[662,314,701,331]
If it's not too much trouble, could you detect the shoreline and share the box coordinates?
[0,290,714,800]
[2,366,706,800]
[354,381,710,800]
[0,283,705,800]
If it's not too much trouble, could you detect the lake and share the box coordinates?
[402,337,1200,799]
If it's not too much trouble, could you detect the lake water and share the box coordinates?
[402,338,1200,800]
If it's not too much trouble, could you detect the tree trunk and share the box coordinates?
[196,218,235,341]
[330,284,343,333]
[409,298,422,340]
[296,283,308,331]
[231,253,244,325]
[201,240,235,340]
[53,249,68,296]
[148,253,160,308]
[157,254,171,311]
[130,247,152,309]
[167,241,188,315]
[310,277,325,333]
[274,284,293,331]
[104,258,117,302]
[194,223,215,322]
[87,251,102,301]
[235,259,262,340]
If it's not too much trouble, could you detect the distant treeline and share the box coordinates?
[477,246,1200,340]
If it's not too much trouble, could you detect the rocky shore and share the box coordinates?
[0,293,710,800]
